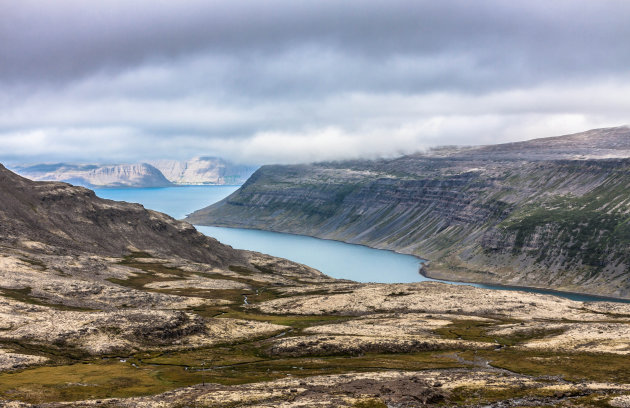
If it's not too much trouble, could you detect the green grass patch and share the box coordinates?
[0,288,93,311]
[463,349,630,383]
[434,319,567,347]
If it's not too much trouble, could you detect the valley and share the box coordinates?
[0,154,629,406]
[188,126,630,300]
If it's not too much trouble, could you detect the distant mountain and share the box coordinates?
[12,163,172,188]
[11,157,258,188]
[149,157,258,185]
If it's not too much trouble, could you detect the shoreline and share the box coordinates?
[193,222,630,304]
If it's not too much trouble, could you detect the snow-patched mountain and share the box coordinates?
[149,157,258,185]
[12,163,172,188]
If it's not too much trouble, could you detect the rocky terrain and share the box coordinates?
[188,126,630,299]
[11,163,172,188]
[1,163,630,407]
[149,157,258,185]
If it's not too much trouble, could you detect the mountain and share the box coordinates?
[187,126,630,299]
[149,157,258,185]
[11,163,172,188]
[11,157,258,187]
[0,164,239,263]
[1,163,630,406]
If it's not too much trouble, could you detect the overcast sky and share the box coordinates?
[1,0,629,165]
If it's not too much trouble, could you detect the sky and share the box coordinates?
[1,0,629,165]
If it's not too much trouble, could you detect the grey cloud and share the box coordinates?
[1,0,629,164]
[3,0,630,88]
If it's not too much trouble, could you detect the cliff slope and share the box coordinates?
[188,127,630,298]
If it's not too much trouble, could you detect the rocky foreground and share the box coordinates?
[1,165,630,407]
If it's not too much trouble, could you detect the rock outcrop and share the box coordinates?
[187,126,630,298]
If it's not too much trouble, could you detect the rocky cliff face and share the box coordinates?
[149,157,258,185]
[187,127,630,298]
[12,163,172,188]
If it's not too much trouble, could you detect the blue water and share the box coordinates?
[94,186,630,303]
[197,226,425,284]
[94,186,239,220]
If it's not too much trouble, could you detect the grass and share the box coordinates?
[434,319,568,347]
[0,347,466,403]
[468,349,630,384]
[352,399,387,408]
[215,310,352,331]
[2,250,628,404]
[0,287,93,311]
[0,360,193,403]
[2,310,628,404]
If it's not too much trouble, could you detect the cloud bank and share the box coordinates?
[1,0,629,164]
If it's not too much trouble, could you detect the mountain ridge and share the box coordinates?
[2,149,630,405]
[11,157,258,188]
[187,126,630,299]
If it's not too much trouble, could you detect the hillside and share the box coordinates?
[1,163,630,407]
[188,127,630,299]
[0,164,243,264]
[11,163,172,188]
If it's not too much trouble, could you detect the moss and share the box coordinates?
[228,265,255,275]
[352,398,387,408]
[462,349,630,383]
[0,360,193,403]
[0,287,93,311]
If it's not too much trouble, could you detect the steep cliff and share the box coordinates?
[149,157,258,185]
[187,127,630,298]
[12,163,172,188]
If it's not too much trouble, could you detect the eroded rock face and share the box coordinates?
[187,127,630,299]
